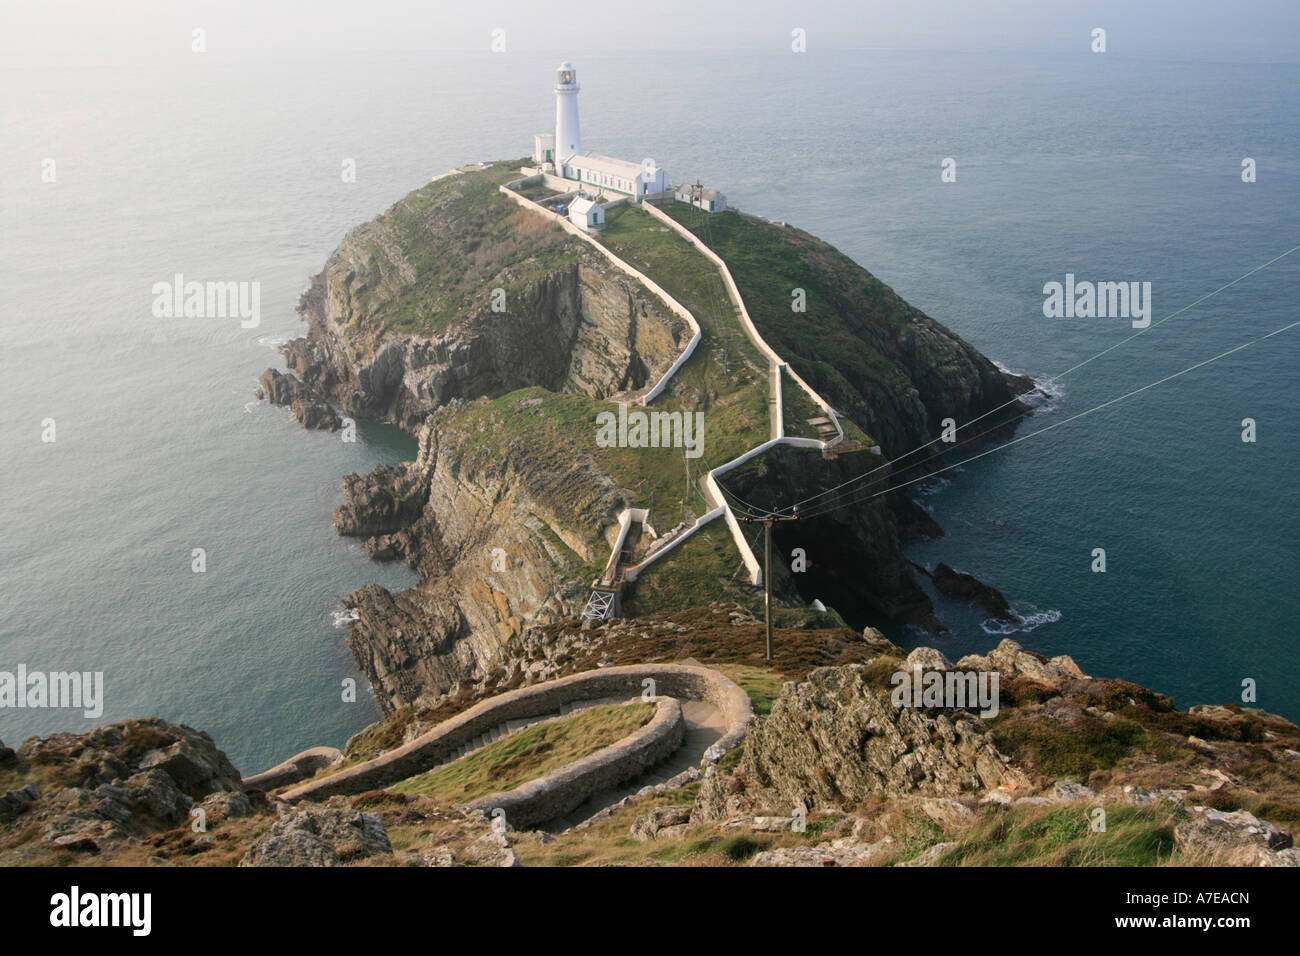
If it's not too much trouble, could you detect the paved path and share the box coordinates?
[543,699,725,832]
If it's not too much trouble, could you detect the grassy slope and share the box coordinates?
[430,199,777,576]
[389,703,655,803]
[349,160,583,340]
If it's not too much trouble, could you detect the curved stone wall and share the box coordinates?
[241,746,343,791]
[464,696,685,829]
[280,663,753,803]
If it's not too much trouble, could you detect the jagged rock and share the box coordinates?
[930,563,1012,619]
[631,805,692,842]
[240,809,392,867]
[1118,785,1187,806]
[402,846,457,867]
[290,398,341,431]
[40,787,124,852]
[0,785,40,823]
[200,790,253,823]
[986,639,1082,688]
[1050,780,1097,803]
[1012,797,1054,808]
[751,816,796,833]
[917,797,976,830]
[462,830,519,867]
[257,368,310,405]
[1174,807,1292,860]
[135,734,243,797]
[904,646,952,671]
[750,835,892,867]
[705,664,1027,821]
[124,769,193,825]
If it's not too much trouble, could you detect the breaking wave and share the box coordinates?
[980,604,1062,635]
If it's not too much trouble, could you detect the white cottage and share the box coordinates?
[675,182,727,213]
[568,196,604,232]
[562,153,669,199]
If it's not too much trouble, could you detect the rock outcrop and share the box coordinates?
[283,169,686,432]
[240,807,392,867]
[2,719,245,856]
[693,663,1026,822]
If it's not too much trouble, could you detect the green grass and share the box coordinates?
[347,160,585,342]
[990,711,1148,780]
[622,521,762,617]
[659,202,947,454]
[934,804,1178,867]
[780,366,823,439]
[389,703,655,803]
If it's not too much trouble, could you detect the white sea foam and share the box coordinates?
[331,607,360,628]
[980,604,1062,635]
[915,476,952,497]
[994,360,1066,415]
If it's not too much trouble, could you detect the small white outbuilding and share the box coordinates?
[674,182,727,213]
[568,196,604,232]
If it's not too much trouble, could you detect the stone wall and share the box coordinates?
[242,746,342,791]
[497,183,702,405]
[640,201,844,442]
[464,696,685,829]
[280,663,753,803]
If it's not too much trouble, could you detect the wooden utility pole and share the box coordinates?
[744,511,801,661]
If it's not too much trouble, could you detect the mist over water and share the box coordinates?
[2,50,1297,771]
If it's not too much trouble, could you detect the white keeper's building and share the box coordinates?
[531,62,670,201]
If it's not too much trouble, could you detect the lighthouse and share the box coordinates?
[554,62,582,165]
[526,62,670,204]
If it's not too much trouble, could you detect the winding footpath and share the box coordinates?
[500,177,847,587]
[243,172,854,831]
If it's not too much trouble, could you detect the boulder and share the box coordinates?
[1050,780,1097,803]
[290,398,341,431]
[125,769,193,825]
[239,808,392,867]
[750,835,891,867]
[630,805,692,842]
[1174,807,1292,862]
[0,785,41,823]
[904,646,952,672]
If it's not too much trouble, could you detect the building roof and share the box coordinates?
[677,183,724,199]
[567,153,650,179]
[569,197,599,214]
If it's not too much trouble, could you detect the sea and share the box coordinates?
[2,49,1297,771]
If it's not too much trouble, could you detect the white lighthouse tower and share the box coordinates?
[554,61,582,165]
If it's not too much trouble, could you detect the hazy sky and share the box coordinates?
[2,0,1297,64]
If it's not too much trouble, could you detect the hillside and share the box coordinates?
[261,160,1035,710]
[4,607,1297,867]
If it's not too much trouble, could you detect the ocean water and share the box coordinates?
[2,50,1297,771]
